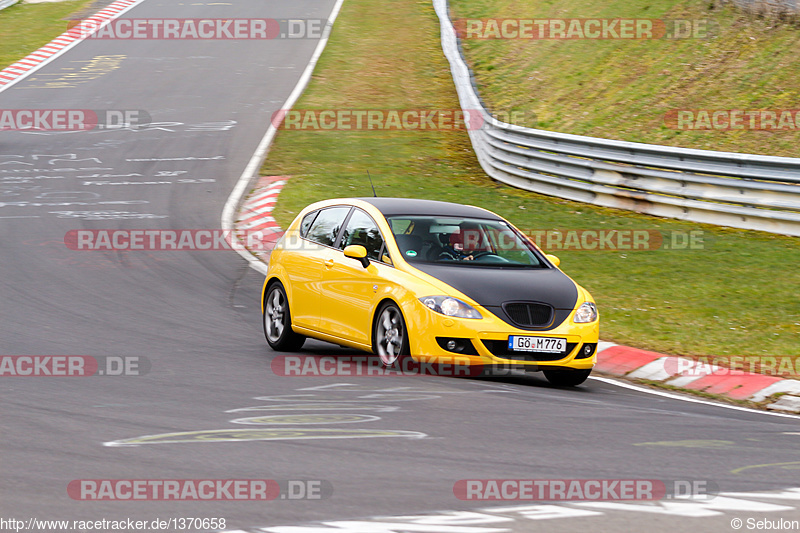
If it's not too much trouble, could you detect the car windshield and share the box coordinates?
[387,215,546,268]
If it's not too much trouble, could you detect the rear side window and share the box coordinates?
[305,206,352,247]
[299,210,319,237]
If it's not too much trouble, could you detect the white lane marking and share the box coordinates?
[573,495,793,517]
[479,505,601,520]
[262,523,510,533]
[234,490,800,532]
[220,0,347,275]
[590,376,800,420]
[720,489,800,500]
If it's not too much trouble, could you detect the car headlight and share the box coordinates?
[573,302,598,323]
[420,296,482,319]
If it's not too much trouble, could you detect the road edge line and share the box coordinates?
[220,0,347,277]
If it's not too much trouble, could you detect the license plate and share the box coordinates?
[508,336,566,353]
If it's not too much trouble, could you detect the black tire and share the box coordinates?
[372,301,410,367]
[543,368,592,387]
[263,282,305,352]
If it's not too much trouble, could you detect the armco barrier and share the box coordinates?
[0,0,19,10]
[432,0,800,236]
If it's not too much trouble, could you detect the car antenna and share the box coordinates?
[367,170,378,197]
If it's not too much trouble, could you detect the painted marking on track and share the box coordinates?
[226,403,401,413]
[731,461,800,475]
[103,428,426,447]
[104,383,440,446]
[22,55,126,90]
[230,414,382,425]
[125,155,225,161]
[633,440,735,448]
[253,394,440,402]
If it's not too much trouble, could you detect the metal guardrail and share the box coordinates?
[433,0,800,236]
[0,0,19,10]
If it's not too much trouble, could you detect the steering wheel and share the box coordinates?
[469,251,494,260]
[437,250,459,261]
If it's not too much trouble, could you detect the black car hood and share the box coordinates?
[411,263,579,310]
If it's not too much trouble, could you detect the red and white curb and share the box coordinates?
[595,342,800,411]
[0,0,143,92]
[234,176,287,261]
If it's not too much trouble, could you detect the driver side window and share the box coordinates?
[338,209,386,262]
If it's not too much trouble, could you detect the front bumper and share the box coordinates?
[405,300,599,370]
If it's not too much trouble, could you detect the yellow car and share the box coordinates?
[261,198,599,386]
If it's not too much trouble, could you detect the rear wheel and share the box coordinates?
[263,282,305,351]
[372,302,409,366]
[543,368,591,387]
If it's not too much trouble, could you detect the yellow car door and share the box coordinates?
[286,205,352,329]
[319,209,388,345]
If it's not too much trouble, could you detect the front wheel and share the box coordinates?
[263,282,305,351]
[372,302,409,366]
[543,368,591,387]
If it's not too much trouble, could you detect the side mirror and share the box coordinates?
[545,254,560,267]
[344,245,370,268]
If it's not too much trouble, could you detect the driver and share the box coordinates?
[439,224,483,261]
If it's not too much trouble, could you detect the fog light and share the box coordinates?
[576,343,597,359]
[435,337,478,355]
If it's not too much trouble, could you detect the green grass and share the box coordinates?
[448,0,800,156]
[261,0,800,365]
[0,0,94,71]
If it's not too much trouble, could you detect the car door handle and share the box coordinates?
[324,258,335,268]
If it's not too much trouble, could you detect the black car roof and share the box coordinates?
[356,197,504,220]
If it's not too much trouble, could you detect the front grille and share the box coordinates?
[481,340,577,362]
[502,302,554,328]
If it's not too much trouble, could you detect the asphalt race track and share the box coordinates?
[2,1,800,532]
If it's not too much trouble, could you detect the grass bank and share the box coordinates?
[449,0,800,156]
